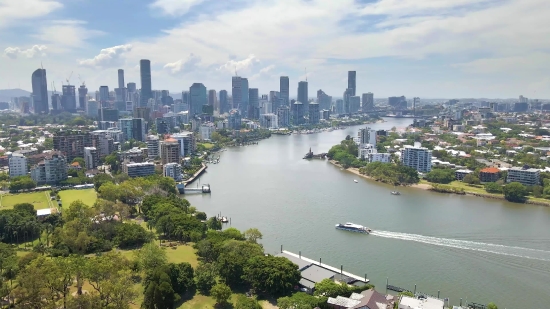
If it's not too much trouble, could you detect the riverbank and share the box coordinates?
[329,160,550,206]
[183,163,207,186]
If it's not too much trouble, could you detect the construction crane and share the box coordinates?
[78,74,85,87]
[51,81,56,94]
[66,71,73,85]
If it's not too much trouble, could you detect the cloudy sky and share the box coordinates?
[1,0,549,99]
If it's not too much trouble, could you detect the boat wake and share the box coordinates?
[370,230,550,262]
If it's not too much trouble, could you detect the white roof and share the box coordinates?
[327,296,361,308]
[399,296,445,309]
[37,208,52,216]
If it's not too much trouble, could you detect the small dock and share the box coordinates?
[303,148,327,160]
[176,183,211,194]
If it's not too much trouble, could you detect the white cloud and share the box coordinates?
[35,20,104,52]
[0,0,62,28]
[164,54,201,74]
[79,44,133,68]
[150,0,205,16]
[251,65,276,80]
[3,45,47,59]
[217,54,261,75]
[453,53,550,74]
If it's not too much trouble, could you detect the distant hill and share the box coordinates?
[0,88,31,102]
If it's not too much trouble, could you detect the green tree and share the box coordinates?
[207,216,222,230]
[98,182,120,202]
[244,228,263,243]
[217,240,264,286]
[425,169,455,184]
[93,173,114,191]
[243,255,301,296]
[503,182,528,202]
[72,157,86,169]
[235,295,262,309]
[135,243,168,273]
[114,223,154,248]
[195,262,217,294]
[485,182,503,194]
[168,262,194,295]
[277,292,322,309]
[313,278,350,298]
[43,137,54,150]
[142,267,179,309]
[487,302,498,309]
[210,283,232,306]
[463,173,480,185]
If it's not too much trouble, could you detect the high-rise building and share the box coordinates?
[134,107,151,122]
[208,89,217,111]
[401,142,432,173]
[359,128,377,147]
[119,118,147,142]
[160,138,180,165]
[99,86,109,104]
[171,132,196,156]
[280,76,289,106]
[362,93,374,112]
[413,97,420,116]
[127,82,136,93]
[297,81,308,113]
[389,96,407,110]
[248,88,259,119]
[123,162,155,178]
[269,91,280,113]
[336,99,344,115]
[232,76,242,111]
[292,102,305,125]
[61,85,77,112]
[87,100,99,118]
[51,93,61,112]
[343,88,353,114]
[31,68,49,114]
[228,109,242,130]
[9,153,28,178]
[147,135,160,158]
[189,83,207,117]
[140,59,152,107]
[350,96,360,113]
[219,90,228,114]
[277,106,290,128]
[164,162,183,182]
[84,147,99,170]
[348,71,356,96]
[53,131,93,161]
[78,85,88,110]
[259,114,278,129]
[30,152,68,185]
[317,90,332,111]
[200,122,215,140]
[118,69,125,89]
[241,78,249,115]
[101,108,119,122]
[308,103,320,124]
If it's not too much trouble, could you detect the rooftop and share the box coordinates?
[480,167,500,173]
[399,296,445,309]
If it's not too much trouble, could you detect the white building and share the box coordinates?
[172,132,196,156]
[123,162,155,178]
[30,153,68,185]
[507,166,540,186]
[163,162,183,182]
[358,128,377,147]
[147,135,160,158]
[83,147,99,170]
[200,122,215,141]
[260,113,278,129]
[398,296,444,309]
[400,142,432,173]
[358,144,391,163]
[9,153,28,177]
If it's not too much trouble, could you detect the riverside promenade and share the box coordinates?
[183,163,207,186]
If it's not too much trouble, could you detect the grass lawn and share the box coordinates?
[165,244,199,268]
[59,188,98,207]
[198,143,215,150]
[0,191,51,210]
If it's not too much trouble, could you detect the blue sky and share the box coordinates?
[1,0,549,99]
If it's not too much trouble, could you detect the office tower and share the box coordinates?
[140,59,152,107]
[9,153,28,178]
[219,90,228,114]
[78,84,88,110]
[87,99,99,117]
[181,91,190,107]
[61,85,77,112]
[248,88,259,119]
[30,152,68,185]
[348,71,356,96]
[413,97,420,116]
[53,131,93,161]
[31,68,49,114]
[171,132,196,156]
[388,96,407,110]
[127,82,136,93]
[241,78,249,114]
[277,105,290,128]
[359,128,377,147]
[134,107,151,122]
[101,108,119,122]
[336,99,344,115]
[51,93,61,112]
[269,91,280,113]
[362,92,374,112]
[160,138,180,165]
[343,88,353,114]
[84,147,99,169]
[292,102,305,125]
[350,96,360,113]
[119,118,147,142]
[401,142,432,172]
[259,114,278,129]
[317,89,332,111]
[297,81,308,113]
[308,102,320,124]
[232,76,242,110]
[228,109,242,130]
[208,89,217,111]
[280,76,289,106]
[99,86,109,104]
[118,69,125,89]
[189,83,207,117]
[147,135,160,158]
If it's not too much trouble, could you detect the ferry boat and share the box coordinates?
[391,191,401,195]
[354,179,358,183]
[335,222,372,234]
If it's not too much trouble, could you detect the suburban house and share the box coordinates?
[398,295,444,309]
[327,289,394,309]
[479,167,500,183]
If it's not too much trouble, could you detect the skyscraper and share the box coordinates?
[348,71,356,96]
[297,81,308,112]
[99,86,109,105]
[317,90,332,111]
[78,85,88,110]
[248,88,259,119]
[241,78,249,114]
[231,77,242,110]
[61,85,77,112]
[118,69,125,89]
[308,103,320,124]
[280,76,289,106]
[189,83,207,116]
[362,93,374,112]
[219,90,228,114]
[31,68,49,114]
[127,82,137,93]
[208,89,217,108]
[140,59,152,107]
[343,88,353,115]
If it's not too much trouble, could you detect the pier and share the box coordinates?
[176,183,211,194]
[303,148,327,160]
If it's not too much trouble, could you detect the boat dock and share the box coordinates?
[183,163,207,186]
[281,250,370,284]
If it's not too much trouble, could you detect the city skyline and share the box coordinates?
[1,0,549,99]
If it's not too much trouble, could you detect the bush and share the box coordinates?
[463,174,480,185]
[503,182,527,202]
[485,182,503,194]
[425,169,455,184]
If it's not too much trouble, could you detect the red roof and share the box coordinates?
[480,167,499,174]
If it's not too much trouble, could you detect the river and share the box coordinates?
[186,118,550,309]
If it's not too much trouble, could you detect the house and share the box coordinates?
[455,169,472,181]
[398,295,444,309]
[479,167,500,183]
[327,289,394,309]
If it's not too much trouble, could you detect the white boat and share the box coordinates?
[335,222,371,234]
[354,179,358,183]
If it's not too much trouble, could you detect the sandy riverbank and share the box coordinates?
[329,160,550,206]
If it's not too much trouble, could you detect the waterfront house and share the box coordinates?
[479,167,500,183]
[327,289,394,309]
[398,295,444,309]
